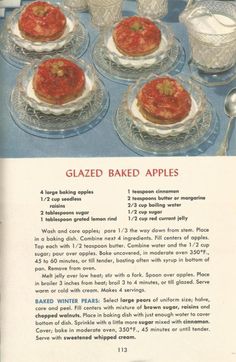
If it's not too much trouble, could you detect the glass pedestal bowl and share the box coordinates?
[7,4,78,52]
[18,55,98,115]
[125,73,206,138]
[9,55,110,138]
[0,2,89,68]
[103,19,174,69]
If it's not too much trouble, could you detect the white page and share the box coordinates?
[1,157,236,362]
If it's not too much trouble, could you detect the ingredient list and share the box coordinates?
[34,184,211,342]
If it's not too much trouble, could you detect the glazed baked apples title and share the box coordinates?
[65,168,179,178]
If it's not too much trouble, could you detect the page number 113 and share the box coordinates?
[118,347,128,353]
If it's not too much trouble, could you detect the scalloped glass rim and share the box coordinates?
[125,73,207,137]
[7,3,78,51]
[113,98,219,156]
[18,55,98,115]
[91,36,186,85]
[0,21,89,69]
[9,78,110,138]
[103,19,175,68]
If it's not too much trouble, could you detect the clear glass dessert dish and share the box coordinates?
[180,0,236,73]
[125,73,206,137]
[103,19,174,69]
[113,98,218,156]
[17,55,98,115]
[7,4,78,52]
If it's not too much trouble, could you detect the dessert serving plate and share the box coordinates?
[113,73,220,156]
[20,56,98,115]
[104,19,174,69]
[125,73,206,137]
[9,12,76,52]
[0,5,89,68]
[9,56,109,138]
[114,98,219,156]
[91,20,186,84]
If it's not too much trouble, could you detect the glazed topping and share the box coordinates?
[33,58,85,104]
[156,79,175,96]
[130,21,144,31]
[50,61,66,77]
[113,16,161,56]
[32,5,49,16]
[138,77,192,122]
[19,1,66,41]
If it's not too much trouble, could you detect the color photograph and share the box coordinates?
[0,0,236,157]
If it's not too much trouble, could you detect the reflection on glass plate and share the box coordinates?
[189,58,236,87]
[113,92,219,156]
[9,77,109,139]
[0,11,89,68]
[91,36,185,84]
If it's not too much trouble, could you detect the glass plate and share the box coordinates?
[125,73,206,137]
[0,20,89,69]
[188,58,236,86]
[113,93,219,156]
[91,36,185,84]
[9,79,109,139]
[7,5,78,52]
[103,19,174,69]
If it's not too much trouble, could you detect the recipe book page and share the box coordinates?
[1,156,235,362]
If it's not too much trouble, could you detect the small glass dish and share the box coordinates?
[91,36,185,84]
[113,96,219,156]
[0,20,89,69]
[18,55,98,115]
[6,3,78,52]
[103,19,174,69]
[125,73,206,137]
